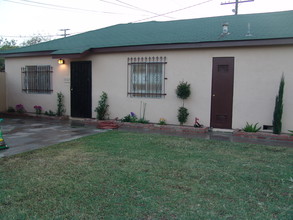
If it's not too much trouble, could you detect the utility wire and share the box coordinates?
[3,0,129,14]
[114,0,174,18]
[133,0,215,22]
[0,32,82,39]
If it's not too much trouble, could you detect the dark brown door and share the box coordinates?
[70,61,92,118]
[210,57,234,129]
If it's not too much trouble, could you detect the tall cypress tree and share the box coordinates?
[273,74,285,134]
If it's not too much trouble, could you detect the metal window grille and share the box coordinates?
[127,56,167,98]
[21,65,53,94]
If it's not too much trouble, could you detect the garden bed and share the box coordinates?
[233,130,293,142]
[82,119,209,134]
[120,122,209,134]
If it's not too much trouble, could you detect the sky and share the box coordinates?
[1,0,293,44]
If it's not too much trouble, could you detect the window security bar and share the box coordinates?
[128,56,167,64]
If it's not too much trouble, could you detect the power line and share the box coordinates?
[0,32,82,39]
[3,0,129,15]
[133,0,215,22]
[114,0,174,18]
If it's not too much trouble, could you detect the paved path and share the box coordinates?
[0,118,104,157]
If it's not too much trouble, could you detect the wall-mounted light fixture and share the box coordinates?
[58,59,65,64]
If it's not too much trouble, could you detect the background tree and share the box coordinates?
[0,38,18,71]
[0,34,50,71]
[21,34,50,47]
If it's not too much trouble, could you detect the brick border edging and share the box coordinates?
[118,122,208,134]
[83,119,209,134]
[233,131,293,142]
[0,112,69,120]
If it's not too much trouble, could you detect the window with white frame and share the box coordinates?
[128,56,166,98]
[21,65,53,94]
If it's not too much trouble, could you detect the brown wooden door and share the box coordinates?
[210,57,234,129]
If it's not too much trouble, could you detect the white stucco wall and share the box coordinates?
[0,72,6,112]
[5,57,70,115]
[5,45,293,133]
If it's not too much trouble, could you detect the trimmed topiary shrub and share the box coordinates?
[176,81,191,125]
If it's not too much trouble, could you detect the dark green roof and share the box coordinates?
[2,10,293,56]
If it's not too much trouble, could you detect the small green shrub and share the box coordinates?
[121,112,137,123]
[7,106,15,113]
[177,107,189,125]
[137,118,149,124]
[158,118,166,125]
[243,122,261,132]
[44,110,56,116]
[121,112,149,124]
[95,92,109,120]
[56,92,66,117]
[289,130,293,136]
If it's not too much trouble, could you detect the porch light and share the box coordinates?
[58,59,65,64]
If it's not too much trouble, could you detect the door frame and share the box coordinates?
[210,57,235,129]
[70,61,92,118]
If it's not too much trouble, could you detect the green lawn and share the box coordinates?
[0,131,292,219]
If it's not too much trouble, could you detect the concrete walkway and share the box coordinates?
[0,117,292,158]
[0,117,105,158]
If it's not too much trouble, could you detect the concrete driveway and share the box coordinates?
[0,117,104,158]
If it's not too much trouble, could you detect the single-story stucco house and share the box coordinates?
[1,10,293,132]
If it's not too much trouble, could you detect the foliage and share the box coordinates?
[121,112,137,122]
[176,81,191,125]
[243,122,261,132]
[95,91,109,120]
[7,106,15,113]
[56,92,66,117]
[21,34,50,47]
[121,112,149,124]
[289,130,293,136]
[33,105,42,115]
[177,106,189,125]
[0,131,292,219]
[44,110,56,116]
[0,35,49,71]
[15,104,25,114]
[273,75,285,134]
[0,38,18,72]
[158,118,166,125]
[136,118,149,124]
[176,81,191,101]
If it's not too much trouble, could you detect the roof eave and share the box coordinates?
[92,38,293,53]
[1,38,293,58]
[0,50,54,58]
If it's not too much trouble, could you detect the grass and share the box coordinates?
[0,131,292,219]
